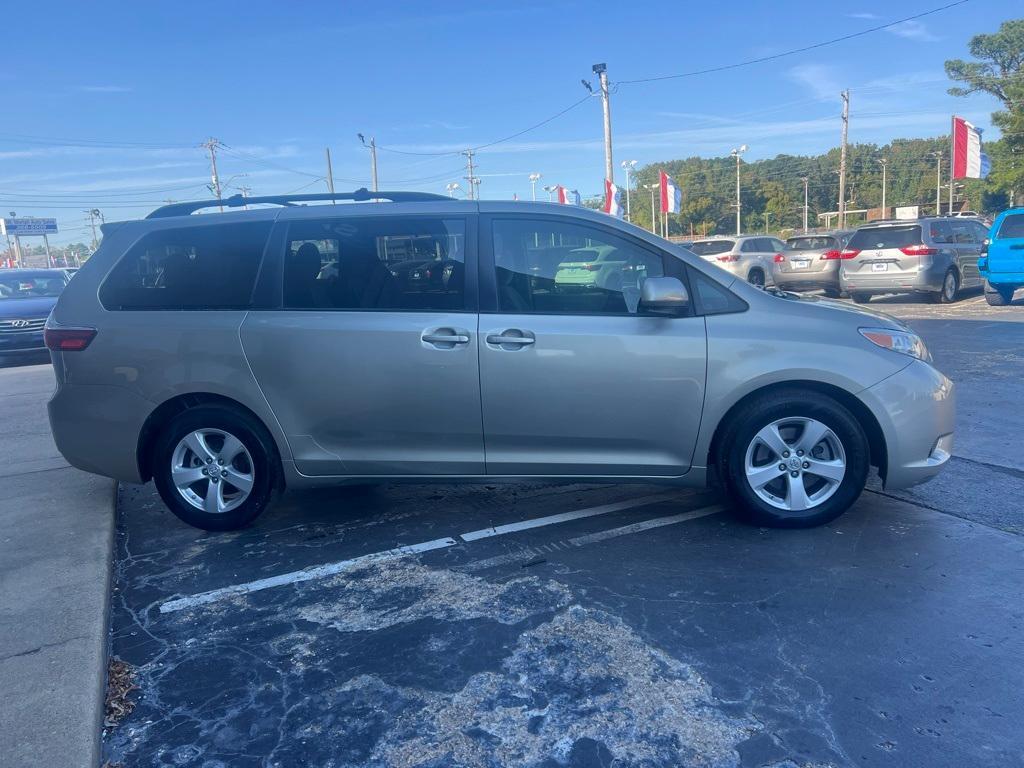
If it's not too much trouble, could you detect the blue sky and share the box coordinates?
[0,0,1010,244]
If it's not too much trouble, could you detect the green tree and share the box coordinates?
[946,19,1024,200]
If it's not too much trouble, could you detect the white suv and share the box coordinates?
[688,236,785,287]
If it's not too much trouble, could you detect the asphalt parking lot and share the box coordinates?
[73,292,1024,767]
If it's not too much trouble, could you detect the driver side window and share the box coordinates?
[491,218,665,315]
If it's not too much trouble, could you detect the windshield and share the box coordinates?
[689,240,734,256]
[786,236,836,251]
[0,273,66,299]
[847,226,921,250]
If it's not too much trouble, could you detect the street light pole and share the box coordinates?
[644,183,658,233]
[529,173,541,202]
[730,145,747,236]
[800,177,809,232]
[931,152,942,215]
[620,160,637,221]
[445,182,461,198]
[543,185,557,202]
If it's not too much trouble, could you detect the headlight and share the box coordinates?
[859,327,931,362]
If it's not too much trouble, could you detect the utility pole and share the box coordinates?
[838,90,849,228]
[948,116,955,215]
[85,209,100,252]
[593,63,613,184]
[463,150,477,200]
[932,152,942,215]
[238,186,252,210]
[325,147,335,200]
[202,138,223,212]
[645,183,658,233]
[801,177,809,232]
[877,158,888,216]
[357,135,379,192]
[730,145,747,236]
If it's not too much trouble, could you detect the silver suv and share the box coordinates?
[772,231,854,297]
[840,217,988,303]
[688,235,785,288]
[46,190,954,531]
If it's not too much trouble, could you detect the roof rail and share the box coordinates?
[146,188,452,219]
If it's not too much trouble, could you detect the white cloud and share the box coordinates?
[788,64,842,102]
[884,20,939,42]
[76,85,132,93]
[846,12,879,20]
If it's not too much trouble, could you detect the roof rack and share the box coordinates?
[146,188,452,219]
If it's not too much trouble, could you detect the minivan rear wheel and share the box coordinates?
[937,269,960,304]
[718,390,870,528]
[152,405,277,531]
[850,292,872,304]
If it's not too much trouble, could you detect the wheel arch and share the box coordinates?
[137,392,284,486]
[707,379,888,484]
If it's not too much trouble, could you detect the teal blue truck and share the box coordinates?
[981,209,1024,306]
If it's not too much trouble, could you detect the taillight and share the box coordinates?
[717,254,739,262]
[899,244,938,256]
[584,263,600,271]
[44,327,96,351]
[773,253,785,263]
[838,249,860,259]
[820,249,842,260]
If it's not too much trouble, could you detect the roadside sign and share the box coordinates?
[0,217,59,236]
[895,206,919,220]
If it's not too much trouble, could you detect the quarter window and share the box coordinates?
[492,218,665,315]
[997,214,1024,239]
[100,222,271,310]
[283,218,466,311]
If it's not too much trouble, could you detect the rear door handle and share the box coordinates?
[486,329,536,348]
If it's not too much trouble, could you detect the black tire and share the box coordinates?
[937,269,960,304]
[850,292,872,304]
[748,269,765,288]
[822,288,842,299]
[717,389,870,528]
[152,405,279,531]
[984,281,1014,306]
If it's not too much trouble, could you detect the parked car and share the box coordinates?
[688,235,785,287]
[0,268,71,356]
[46,191,954,532]
[980,208,1024,306]
[771,230,855,297]
[839,217,987,303]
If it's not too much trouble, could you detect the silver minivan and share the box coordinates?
[840,218,987,303]
[46,191,954,531]
[687,235,785,287]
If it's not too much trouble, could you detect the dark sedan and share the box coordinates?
[0,269,71,355]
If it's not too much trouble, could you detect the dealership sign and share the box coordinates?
[0,217,59,236]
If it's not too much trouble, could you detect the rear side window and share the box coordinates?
[997,214,1024,239]
[928,221,953,244]
[100,222,271,310]
[283,217,466,311]
[847,226,921,251]
[690,240,734,256]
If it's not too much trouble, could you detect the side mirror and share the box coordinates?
[641,276,689,313]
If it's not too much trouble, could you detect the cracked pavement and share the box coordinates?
[103,293,1024,767]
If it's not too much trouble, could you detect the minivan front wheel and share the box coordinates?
[719,390,870,528]
[152,405,277,530]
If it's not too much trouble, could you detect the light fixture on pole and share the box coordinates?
[543,184,557,202]
[446,182,461,198]
[529,173,542,202]
[730,145,748,236]
[644,183,658,233]
[471,177,482,199]
[620,160,637,221]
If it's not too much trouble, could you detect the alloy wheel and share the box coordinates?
[743,417,846,512]
[170,428,255,514]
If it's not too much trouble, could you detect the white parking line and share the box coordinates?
[459,492,684,542]
[567,504,725,547]
[159,537,457,614]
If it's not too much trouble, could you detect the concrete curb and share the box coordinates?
[0,364,118,767]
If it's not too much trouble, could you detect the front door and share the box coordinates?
[241,213,484,476]
[478,215,707,476]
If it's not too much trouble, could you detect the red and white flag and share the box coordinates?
[603,179,623,218]
[659,171,682,214]
[952,116,990,179]
[557,185,576,205]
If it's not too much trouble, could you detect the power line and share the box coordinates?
[617,1,970,85]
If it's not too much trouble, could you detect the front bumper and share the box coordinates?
[859,359,955,490]
[0,330,45,353]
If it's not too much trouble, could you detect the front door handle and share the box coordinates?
[422,328,470,349]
